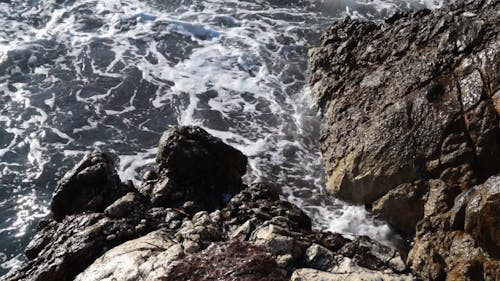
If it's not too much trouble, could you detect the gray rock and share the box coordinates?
[250,224,297,256]
[74,230,182,281]
[175,211,222,251]
[5,213,151,281]
[304,244,337,271]
[104,192,142,218]
[291,268,413,281]
[229,218,257,241]
[465,175,500,258]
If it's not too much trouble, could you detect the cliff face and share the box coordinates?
[309,0,500,279]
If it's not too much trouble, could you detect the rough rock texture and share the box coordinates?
[9,213,153,281]
[309,0,500,280]
[407,175,500,280]
[372,181,427,236]
[5,126,412,281]
[74,230,182,281]
[51,152,132,221]
[140,126,247,209]
[309,0,499,204]
[464,175,500,258]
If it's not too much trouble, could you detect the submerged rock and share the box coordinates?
[309,0,500,279]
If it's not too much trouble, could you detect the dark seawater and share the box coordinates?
[0,0,444,275]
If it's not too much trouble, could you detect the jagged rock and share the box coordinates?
[229,218,257,241]
[7,126,416,280]
[309,1,500,280]
[464,175,500,258]
[51,152,132,221]
[140,126,248,209]
[5,213,152,281]
[309,0,500,204]
[406,175,500,280]
[372,181,428,237]
[290,268,413,281]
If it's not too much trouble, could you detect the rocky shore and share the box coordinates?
[5,126,411,281]
[309,0,499,280]
[4,0,500,280]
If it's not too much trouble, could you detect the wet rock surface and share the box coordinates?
[5,126,412,281]
[51,152,133,221]
[141,126,247,209]
[309,0,500,279]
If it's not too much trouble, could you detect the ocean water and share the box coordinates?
[0,0,444,276]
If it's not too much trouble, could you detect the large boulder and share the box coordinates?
[156,126,247,182]
[309,0,500,204]
[139,126,247,209]
[309,0,500,279]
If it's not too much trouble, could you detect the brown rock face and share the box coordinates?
[309,0,500,279]
[372,181,427,237]
[464,175,500,259]
[309,0,500,204]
